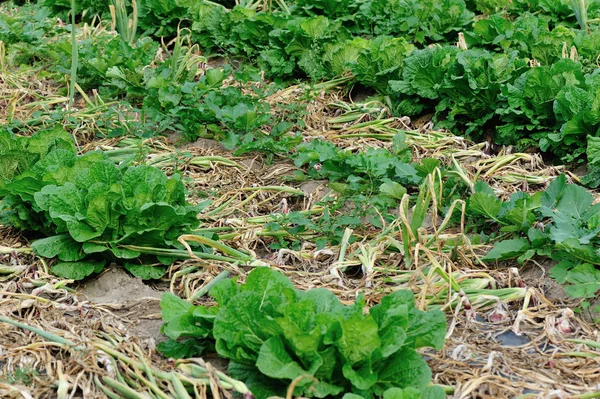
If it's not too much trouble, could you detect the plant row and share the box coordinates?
[3,0,600,168]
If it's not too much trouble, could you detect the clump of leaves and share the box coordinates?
[41,0,108,22]
[469,0,512,14]
[293,135,420,196]
[470,175,600,300]
[137,0,192,37]
[48,33,159,98]
[160,267,447,399]
[582,136,600,188]
[0,127,208,280]
[360,0,474,44]
[499,59,600,162]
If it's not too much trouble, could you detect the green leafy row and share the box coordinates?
[160,267,447,399]
[5,1,600,166]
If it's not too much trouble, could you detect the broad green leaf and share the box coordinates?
[308,380,345,397]
[371,290,412,330]
[160,292,192,323]
[214,292,282,363]
[482,238,530,261]
[517,249,537,264]
[549,258,576,284]
[300,15,329,38]
[406,308,446,351]
[276,300,324,356]
[416,158,441,177]
[256,336,313,380]
[31,234,85,261]
[587,135,600,165]
[74,160,121,188]
[160,293,216,340]
[541,174,567,211]
[241,267,296,309]
[300,288,346,315]
[342,361,378,390]
[371,289,445,351]
[162,313,212,340]
[563,264,600,299]
[555,184,594,219]
[392,131,408,155]
[468,191,502,221]
[379,181,407,200]
[500,192,542,231]
[26,127,74,160]
[110,247,141,259]
[82,242,109,254]
[336,317,381,365]
[32,149,77,185]
[556,238,600,264]
[124,263,167,279]
[421,386,447,399]
[228,361,286,398]
[377,348,432,390]
[382,387,421,399]
[51,260,105,280]
[157,338,206,358]
[382,386,446,399]
[210,277,239,307]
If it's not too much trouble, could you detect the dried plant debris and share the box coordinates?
[3,1,600,396]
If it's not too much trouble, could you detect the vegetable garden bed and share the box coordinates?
[2,0,600,398]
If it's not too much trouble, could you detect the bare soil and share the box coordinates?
[79,267,164,343]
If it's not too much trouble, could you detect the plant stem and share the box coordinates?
[69,0,78,110]
[0,246,33,254]
[0,316,85,350]
[190,270,230,301]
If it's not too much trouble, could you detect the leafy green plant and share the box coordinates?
[392,46,529,137]
[471,175,600,299]
[0,127,211,280]
[50,33,158,98]
[499,59,600,161]
[294,0,363,19]
[147,69,273,143]
[348,36,415,93]
[582,136,600,187]
[137,0,192,37]
[293,137,419,196]
[470,0,511,14]
[160,267,447,399]
[0,4,56,46]
[360,0,474,44]
[2,366,39,386]
[41,0,109,21]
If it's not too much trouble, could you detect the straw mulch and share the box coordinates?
[1,77,599,399]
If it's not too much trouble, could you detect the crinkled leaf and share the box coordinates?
[214,292,283,363]
[376,348,433,390]
[256,336,313,380]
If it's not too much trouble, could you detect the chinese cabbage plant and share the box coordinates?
[160,267,447,399]
[0,127,212,280]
